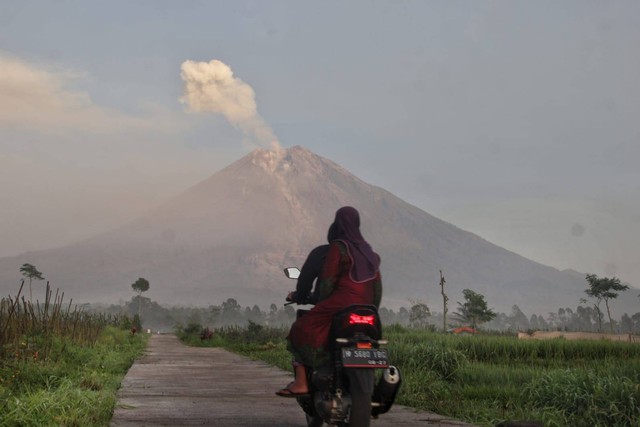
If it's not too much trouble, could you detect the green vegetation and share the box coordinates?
[0,283,147,426]
[178,322,640,427]
[389,326,640,426]
[19,263,44,301]
[177,321,292,372]
[584,274,630,333]
[131,277,150,320]
[85,281,640,334]
[453,288,496,330]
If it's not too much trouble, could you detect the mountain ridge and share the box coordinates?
[1,146,637,316]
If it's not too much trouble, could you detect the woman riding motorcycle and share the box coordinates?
[277,206,382,397]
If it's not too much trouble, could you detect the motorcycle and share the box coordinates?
[284,267,401,427]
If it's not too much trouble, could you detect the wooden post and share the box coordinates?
[439,270,448,332]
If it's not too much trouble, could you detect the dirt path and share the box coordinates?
[111,334,475,426]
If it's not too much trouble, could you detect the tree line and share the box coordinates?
[18,264,639,334]
[82,294,640,335]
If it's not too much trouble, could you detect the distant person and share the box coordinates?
[276,206,382,397]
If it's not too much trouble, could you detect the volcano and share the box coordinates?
[1,146,636,315]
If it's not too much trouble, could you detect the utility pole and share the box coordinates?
[439,270,448,332]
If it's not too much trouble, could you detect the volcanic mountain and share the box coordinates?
[1,146,636,315]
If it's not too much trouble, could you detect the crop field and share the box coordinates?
[0,283,147,426]
[179,323,640,427]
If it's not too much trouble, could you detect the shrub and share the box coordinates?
[182,322,202,335]
[398,343,467,381]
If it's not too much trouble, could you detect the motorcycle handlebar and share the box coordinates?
[285,292,295,305]
[284,292,318,306]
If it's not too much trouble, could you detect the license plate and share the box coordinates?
[341,348,389,368]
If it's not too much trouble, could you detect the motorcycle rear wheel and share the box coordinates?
[348,390,372,427]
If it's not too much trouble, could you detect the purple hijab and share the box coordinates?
[328,206,380,283]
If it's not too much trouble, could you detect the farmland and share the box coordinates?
[179,323,640,427]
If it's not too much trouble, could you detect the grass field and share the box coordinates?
[179,323,640,427]
[0,284,148,426]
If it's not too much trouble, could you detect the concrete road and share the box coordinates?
[111,334,474,426]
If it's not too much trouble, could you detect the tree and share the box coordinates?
[632,313,640,332]
[507,305,529,331]
[529,314,539,330]
[20,263,44,301]
[409,301,431,328]
[246,304,265,324]
[221,298,242,325]
[453,289,496,330]
[131,277,150,318]
[620,313,634,333]
[207,305,221,326]
[584,274,629,333]
[398,307,410,324]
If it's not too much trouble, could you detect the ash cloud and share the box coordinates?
[180,59,280,151]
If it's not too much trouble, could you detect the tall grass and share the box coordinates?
[1,281,130,361]
[523,370,639,427]
[0,283,147,426]
[388,327,640,426]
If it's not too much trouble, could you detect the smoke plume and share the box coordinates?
[180,59,280,150]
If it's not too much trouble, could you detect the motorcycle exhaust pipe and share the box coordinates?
[371,365,401,417]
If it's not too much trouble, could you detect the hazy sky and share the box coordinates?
[1,1,639,289]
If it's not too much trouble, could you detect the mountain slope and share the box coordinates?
[1,146,636,315]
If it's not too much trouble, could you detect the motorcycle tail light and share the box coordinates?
[356,342,372,349]
[349,313,376,326]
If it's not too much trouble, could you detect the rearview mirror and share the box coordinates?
[284,267,300,279]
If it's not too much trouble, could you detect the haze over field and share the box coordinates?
[1,2,639,305]
[3,145,637,317]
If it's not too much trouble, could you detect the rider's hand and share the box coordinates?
[286,291,296,302]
